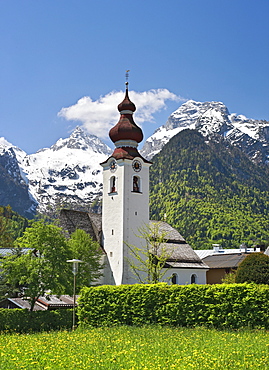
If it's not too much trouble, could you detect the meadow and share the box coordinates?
[1,326,268,369]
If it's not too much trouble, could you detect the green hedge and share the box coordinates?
[78,283,269,329]
[0,308,73,333]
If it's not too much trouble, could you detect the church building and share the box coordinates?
[60,81,208,285]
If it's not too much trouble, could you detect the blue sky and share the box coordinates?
[0,0,268,153]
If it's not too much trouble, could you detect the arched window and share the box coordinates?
[133,176,140,192]
[191,274,197,284]
[171,273,178,285]
[110,176,116,193]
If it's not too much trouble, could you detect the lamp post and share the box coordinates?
[67,259,83,330]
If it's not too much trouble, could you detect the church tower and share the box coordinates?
[101,80,152,285]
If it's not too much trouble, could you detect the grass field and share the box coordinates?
[1,326,268,369]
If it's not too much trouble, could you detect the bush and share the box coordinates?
[235,253,269,284]
[78,283,269,329]
[0,308,73,333]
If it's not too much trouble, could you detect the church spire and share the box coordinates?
[108,73,147,160]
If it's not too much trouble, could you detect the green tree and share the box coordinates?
[235,253,269,284]
[0,215,13,248]
[127,222,171,284]
[1,220,72,310]
[68,229,103,288]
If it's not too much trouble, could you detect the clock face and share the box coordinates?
[110,160,117,172]
[132,160,142,172]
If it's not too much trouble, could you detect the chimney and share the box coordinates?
[213,244,220,253]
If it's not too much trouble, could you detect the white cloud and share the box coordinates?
[58,89,185,139]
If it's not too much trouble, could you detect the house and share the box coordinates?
[60,81,208,285]
[195,245,262,284]
[0,295,77,311]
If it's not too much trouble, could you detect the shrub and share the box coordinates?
[0,308,73,333]
[78,283,269,329]
[235,253,269,284]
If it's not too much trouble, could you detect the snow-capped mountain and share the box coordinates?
[141,100,269,164]
[0,127,112,216]
[19,127,112,214]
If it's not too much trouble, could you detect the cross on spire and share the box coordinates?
[125,70,130,88]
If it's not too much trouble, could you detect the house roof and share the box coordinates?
[202,253,247,269]
[0,295,78,311]
[0,248,31,257]
[0,297,44,311]
[36,295,77,309]
[195,247,261,259]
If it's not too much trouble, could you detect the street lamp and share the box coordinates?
[67,259,84,330]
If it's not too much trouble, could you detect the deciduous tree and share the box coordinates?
[235,252,269,284]
[1,220,72,310]
[68,229,103,288]
[127,222,170,284]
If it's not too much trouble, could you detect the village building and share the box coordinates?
[0,295,77,311]
[60,81,208,285]
[196,244,263,284]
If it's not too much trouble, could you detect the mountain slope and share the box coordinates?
[149,129,269,249]
[142,100,269,164]
[0,139,37,217]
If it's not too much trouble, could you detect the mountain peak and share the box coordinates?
[141,100,269,164]
[50,126,112,155]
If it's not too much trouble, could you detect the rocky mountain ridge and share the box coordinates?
[141,100,269,164]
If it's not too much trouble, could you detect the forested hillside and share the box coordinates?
[0,206,29,248]
[149,130,269,249]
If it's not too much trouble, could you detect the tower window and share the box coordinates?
[110,176,116,193]
[133,176,140,192]
[112,229,114,235]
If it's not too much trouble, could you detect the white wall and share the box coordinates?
[162,268,208,285]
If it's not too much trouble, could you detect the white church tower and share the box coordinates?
[101,80,152,285]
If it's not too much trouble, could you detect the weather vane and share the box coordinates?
[125,70,130,87]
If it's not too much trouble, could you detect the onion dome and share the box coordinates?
[109,83,143,144]
[117,83,136,113]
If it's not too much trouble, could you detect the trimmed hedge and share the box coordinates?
[0,308,73,333]
[78,283,269,329]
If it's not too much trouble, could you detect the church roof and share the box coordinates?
[149,221,208,268]
[59,210,207,269]
[59,209,102,245]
